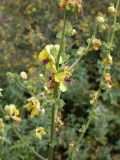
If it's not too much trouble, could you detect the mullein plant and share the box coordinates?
[0,0,120,160]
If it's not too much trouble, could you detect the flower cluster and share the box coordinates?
[96,13,106,33]
[100,53,113,89]
[59,0,83,14]
[38,45,73,92]
[25,4,37,14]
[91,38,101,51]
[4,104,21,122]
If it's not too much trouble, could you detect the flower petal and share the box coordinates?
[38,50,49,63]
[54,72,66,82]
[60,82,67,92]
[12,116,21,122]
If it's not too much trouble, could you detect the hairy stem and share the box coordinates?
[56,11,67,70]
[48,106,56,160]
[48,11,67,160]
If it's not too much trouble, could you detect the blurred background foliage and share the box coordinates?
[0,0,120,160]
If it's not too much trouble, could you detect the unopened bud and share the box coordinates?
[96,16,105,24]
[20,71,27,80]
[108,5,116,14]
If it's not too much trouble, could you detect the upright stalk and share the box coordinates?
[70,0,120,159]
[48,11,67,160]
[56,11,67,70]
[70,89,101,160]
[110,0,120,44]
[48,105,56,160]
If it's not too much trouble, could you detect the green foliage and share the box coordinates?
[0,0,120,160]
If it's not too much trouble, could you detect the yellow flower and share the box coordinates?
[38,50,57,73]
[0,118,4,132]
[4,104,21,122]
[38,44,61,73]
[25,97,40,118]
[102,54,113,68]
[55,72,67,92]
[35,127,46,139]
[54,66,73,92]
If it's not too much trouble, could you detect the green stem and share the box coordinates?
[48,106,56,160]
[56,11,67,70]
[110,0,120,44]
[71,89,101,160]
[70,1,120,159]
[48,11,67,160]
[11,125,46,160]
[76,117,91,147]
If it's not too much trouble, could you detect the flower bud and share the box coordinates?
[5,116,10,121]
[71,29,77,36]
[20,71,27,80]
[39,74,44,77]
[98,24,106,33]
[108,5,116,14]
[96,16,105,24]
[102,54,113,68]
[41,108,45,115]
